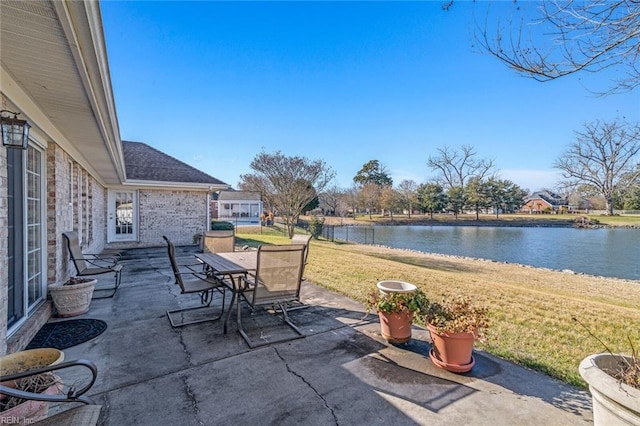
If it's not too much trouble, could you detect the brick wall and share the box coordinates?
[138,189,208,246]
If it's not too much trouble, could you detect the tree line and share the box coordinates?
[238,119,640,237]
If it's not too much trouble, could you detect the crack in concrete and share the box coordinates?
[97,392,110,426]
[273,347,339,425]
[181,375,205,426]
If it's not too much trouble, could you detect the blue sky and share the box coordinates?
[100,1,639,192]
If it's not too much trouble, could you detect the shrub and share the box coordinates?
[308,215,324,239]
[210,220,235,231]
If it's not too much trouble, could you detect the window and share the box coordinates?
[8,145,46,330]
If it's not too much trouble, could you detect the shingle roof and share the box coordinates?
[122,141,227,185]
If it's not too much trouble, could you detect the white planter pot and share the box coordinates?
[49,279,97,317]
[579,353,640,425]
[376,280,417,295]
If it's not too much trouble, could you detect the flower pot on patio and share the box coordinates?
[366,281,426,344]
[579,353,640,425]
[0,348,64,423]
[49,277,97,317]
[427,324,476,373]
[422,296,489,373]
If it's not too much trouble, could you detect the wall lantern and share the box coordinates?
[1,110,31,149]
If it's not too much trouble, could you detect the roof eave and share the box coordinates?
[122,180,231,191]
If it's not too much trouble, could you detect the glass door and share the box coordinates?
[107,190,137,242]
[7,145,45,330]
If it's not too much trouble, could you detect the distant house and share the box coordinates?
[211,190,263,226]
[120,141,229,247]
[522,190,569,214]
[0,2,228,355]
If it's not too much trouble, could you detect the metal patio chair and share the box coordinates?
[0,359,102,425]
[290,234,311,273]
[236,244,306,348]
[202,230,235,254]
[163,236,227,327]
[62,231,123,299]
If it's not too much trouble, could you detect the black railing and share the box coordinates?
[322,225,375,245]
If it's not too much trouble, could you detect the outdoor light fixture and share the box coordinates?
[1,110,31,149]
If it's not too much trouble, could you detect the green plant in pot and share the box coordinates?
[365,281,428,344]
[422,296,489,373]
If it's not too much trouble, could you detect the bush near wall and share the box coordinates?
[211,220,235,231]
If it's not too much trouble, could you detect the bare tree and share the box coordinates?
[359,183,381,219]
[427,145,495,190]
[319,184,343,216]
[239,151,335,238]
[476,1,640,94]
[554,120,640,215]
[379,186,400,219]
[396,179,418,218]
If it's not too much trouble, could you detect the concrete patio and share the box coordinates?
[50,245,593,425]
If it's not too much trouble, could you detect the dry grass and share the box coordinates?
[237,228,640,388]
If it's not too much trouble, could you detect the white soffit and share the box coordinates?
[0,0,125,184]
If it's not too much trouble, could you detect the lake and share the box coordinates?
[331,225,640,281]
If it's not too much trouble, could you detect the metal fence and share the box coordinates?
[322,225,375,245]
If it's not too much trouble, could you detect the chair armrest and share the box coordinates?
[0,359,98,405]
[77,256,119,268]
[85,253,120,262]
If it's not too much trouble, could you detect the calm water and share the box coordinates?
[332,226,640,281]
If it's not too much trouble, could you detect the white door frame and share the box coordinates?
[107,189,138,242]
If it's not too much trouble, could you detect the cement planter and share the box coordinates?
[579,353,640,425]
[49,278,97,317]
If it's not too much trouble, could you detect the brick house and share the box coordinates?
[1,2,228,354]
[522,190,569,214]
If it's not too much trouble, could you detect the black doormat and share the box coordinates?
[26,319,107,350]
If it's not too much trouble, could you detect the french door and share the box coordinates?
[7,145,46,330]
[107,189,138,242]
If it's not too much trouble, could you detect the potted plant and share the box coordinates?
[575,317,639,425]
[421,296,489,373]
[49,276,97,317]
[366,281,428,344]
[0,348,64,423]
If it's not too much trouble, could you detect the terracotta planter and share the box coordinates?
[49,278,97,317]
[0,348,65,424]
[427,324,476,373]
[378,311,414,344]
[375,281,418,344]
[579,353,640,425]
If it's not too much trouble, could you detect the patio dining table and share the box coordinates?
[195,251,257,333]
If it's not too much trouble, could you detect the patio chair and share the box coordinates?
[290,234,312,272]
[236,244,306,348]
[202,230,235,253]
[163,236,227,327]
[62,231,123,299]
[0,359,102,425]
